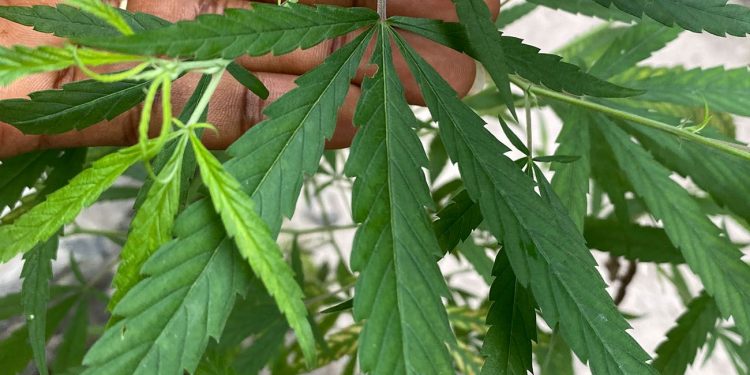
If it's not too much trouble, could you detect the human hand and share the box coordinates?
[0,0,499,159]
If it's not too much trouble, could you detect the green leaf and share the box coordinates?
[345,25,455,374]
[481,251,536,375]
[53,299,90,373]
[587,21,681,80]
[653,293,721,375]
[591,0,750,36]
[595,115,750,338]
[190,133,316,366]
[584,218,685,264]
[496,3,537,28]
[394,31,656,375]
[0,295,77,375]
[82,217,249,375]
[0,144,143,263]
[550,107,591,231]
[0,150,57,210]
[65,0,133,35]
[389,17,640,98]
[433,189,483,253]
[535,331,574,375]
[227,62,269,100]
[528,0,635,22]
[616,66,750,117]
[0,45,141,87]
[0,3,168,38]
[21,236,59,375]
[77,3,378,60]
[428,134,449,182]
[0,79,151,134]
[456,241,494,285]
[453,0,515,115]
[108,137,186,310]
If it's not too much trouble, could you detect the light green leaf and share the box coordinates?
[394,31,656,375]
[82,217,249,375]
[190,132,316,367]
[345,25,455,374]
[21,236,59,375]
[77,3,378,60]
[65,0,133,35]
[653,292,721,375]
[595,114,750,338]
[616,66,750,117]
[0,144,143,263]
[480,251,536,375]
[591,0,750,36]
[108,136,186,310]
[588,21,681,80]
[0,45,142,87]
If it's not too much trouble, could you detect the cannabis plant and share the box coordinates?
[0,0,749,374]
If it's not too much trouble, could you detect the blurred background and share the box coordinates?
[2,1,750,374]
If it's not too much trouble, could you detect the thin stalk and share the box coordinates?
[377,0,387,20]
[187,71,225,126]
[509,76,750,161]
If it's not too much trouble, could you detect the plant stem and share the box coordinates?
[509,76,750,161]
[281,224,357,236]
[187,71,225,125]
[377,0,387,20]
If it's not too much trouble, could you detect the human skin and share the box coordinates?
[0,0,499,158]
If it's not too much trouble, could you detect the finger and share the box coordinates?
[0,72,360,158]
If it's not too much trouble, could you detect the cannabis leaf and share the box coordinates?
[77,3,378,60]
[617,66,750,117]
[390,17,640,97]
[584,219,685,264]
[595,115,750,338]
[394,31,656,374]
[82,218,249,375]
[0,150,57,210]
[652,292,721,375]
[480,251,535,375]
[550,107,591,230]
[587,21,681,80]
[590,0,750,36]
[496,3,537,28]
[345,25,455,374]
[452,0,515,115]
[0,144,144,262]
[0,3,168,37]
[434,189,484,253]
[0,45,142,86]
[528,0,635,22]
[190,131,317,366]
[0,79,151,134]
[21,237,59,375]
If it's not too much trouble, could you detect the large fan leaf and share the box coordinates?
[77,3,378,60]
[652,292,721,375]
[82,215,249,375]
[480,251,535,375]
[0,144,143,262]
[389,17,640,98]
[591,0,750,36]
[345,25,455,375]
[393,31,656,375]
[595,115,750,338]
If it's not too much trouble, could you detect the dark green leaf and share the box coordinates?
[345,25,455,374]
[584,218,685,264]
[394,31,656,374]
[481,251,536,375]
[550,107,590,231]
[227,62,269,100]
[496,3,537,28]
[536,331,575,375]
[433,190,483,253]
[77,4,378,60]
[0,150,56,210]
[653,293,721,375]
[528,0,635,22]
[21,236,58,375]
[595,115,750,338]
[53,299,89,373]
